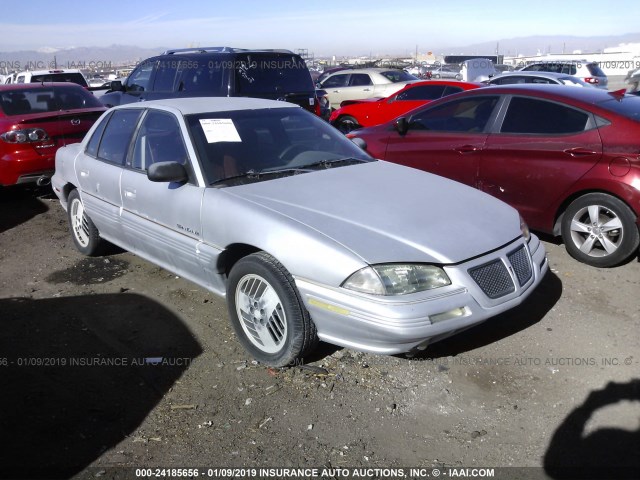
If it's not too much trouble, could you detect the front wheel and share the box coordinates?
[335,115,361,134]
[226,252,318,366]
[561,193,639,267]
[67,189,105,256]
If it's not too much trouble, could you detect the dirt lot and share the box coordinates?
[0,185,638,480]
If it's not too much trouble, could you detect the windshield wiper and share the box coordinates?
[295,157,370,170]
[210,168,305,186]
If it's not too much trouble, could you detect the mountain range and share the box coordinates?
[2,33,640,73]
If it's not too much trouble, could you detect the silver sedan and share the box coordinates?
[52,97,547,366]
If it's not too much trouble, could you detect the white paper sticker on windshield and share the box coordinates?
[199,119,242,143]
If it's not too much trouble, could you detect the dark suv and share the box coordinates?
[100,47,320,115]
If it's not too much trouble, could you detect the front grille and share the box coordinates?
[508,246,532,286]
[468,259,515,299]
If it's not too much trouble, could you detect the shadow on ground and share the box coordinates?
[544,379,640,480]
[0,294,203,479]
[0,185,52,233]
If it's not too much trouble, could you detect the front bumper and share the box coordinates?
[296,235,548,355]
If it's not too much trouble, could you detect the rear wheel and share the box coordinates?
[335,115,361,134]
[67,189,105,256]
[561,193,639,267]
[227,252,318,366]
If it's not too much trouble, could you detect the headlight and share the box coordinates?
[520,215,531,242]
[343,264,451,296]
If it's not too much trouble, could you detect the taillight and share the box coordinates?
[1,128,49,143]
[314,98,321,116]
[584,77,599,85]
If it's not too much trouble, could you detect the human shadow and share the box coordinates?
[544,379,640,480]
[0,294,203,479]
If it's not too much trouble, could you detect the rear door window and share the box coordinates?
[95,109,143,165]
[176,59,226,95]
[500,97,589,134]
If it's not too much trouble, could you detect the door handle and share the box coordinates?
[455,145,480,153]
[124,188,136,199]
[363,88,371,91]
[79,169,89,177]
[563,147,597,157]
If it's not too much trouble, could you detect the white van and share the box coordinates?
[460,59,498,82]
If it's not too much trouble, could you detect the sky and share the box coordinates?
[2,0,639,56]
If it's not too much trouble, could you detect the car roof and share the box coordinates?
[326,67,406,75]
[494,71,578,79]
[460,83,621,103]
[0,82,87,91]
[115,96,301,115]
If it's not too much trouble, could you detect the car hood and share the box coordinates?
[226,161,522,265]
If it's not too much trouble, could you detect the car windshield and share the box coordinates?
[597,94,640,121]
[186,107,373,185]
[380,70,418,82]
[0,85,103,115]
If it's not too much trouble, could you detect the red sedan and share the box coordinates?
[348,85,640,267]
[329,80,482,133]
[0,83,106,186]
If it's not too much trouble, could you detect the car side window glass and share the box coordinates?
[501,97,590,134]
[152,60,179,92]
[126,61,155,93]
[96,109,143,165]
[349,74,372,87]
[176,60,226,95]
[322,74,348,88]
[131,110,189,172]
[85,111,112,157]
[396,85,446,101]
[409,96,499,133]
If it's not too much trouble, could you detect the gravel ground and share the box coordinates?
[0,185,638,480]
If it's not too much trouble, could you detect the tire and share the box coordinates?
[335,115,361,134]
[561,193,639,267]
[226,252,318,366]
[67,189,105,256]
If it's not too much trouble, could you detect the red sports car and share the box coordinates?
[0,83,106,186]
[329,80,482,133]
[347,85,640,267]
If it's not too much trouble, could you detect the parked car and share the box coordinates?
[0,83,106,186]
[518,60,608,89]
[52,97,546,366]
[317,68,419,110]
[13,69,89,88]
[99,46,320,116]
[487,71,591,87]
[329,80,482,133]
[431,64,462,80]
[347,85,640,267]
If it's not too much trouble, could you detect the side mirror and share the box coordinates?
[147,161,188,183]
[395,117,409,135]
[350,137,367,150]
[110,80,124,92]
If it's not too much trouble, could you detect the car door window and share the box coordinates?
[126,61,155,93]
[85,111,112,157]
[409,96,499,132]
[152,60,179,92]
[501,97,590,134]
[396,85,447,101]
[349,74,372,86]
[131,110,189,171]
[322,74,349,88]
[96,109,143,165]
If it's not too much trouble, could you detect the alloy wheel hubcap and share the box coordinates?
[235,274,287,353]
[569,204,623,258]
[71,199,90,247]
